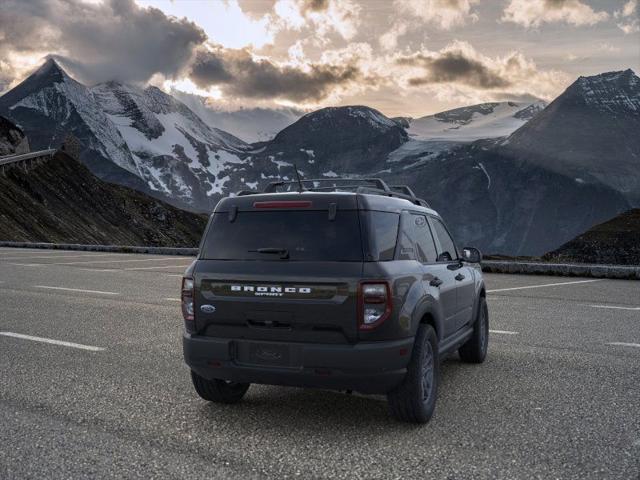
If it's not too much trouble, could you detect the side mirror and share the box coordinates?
[461,247,482,263]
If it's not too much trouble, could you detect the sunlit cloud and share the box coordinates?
[272,0,361,41]
[379,21,409,51]
[501,0,609,28]
[614,0,639,34]
[396,0,479,30]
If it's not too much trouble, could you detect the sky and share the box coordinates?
[0,0,638,117]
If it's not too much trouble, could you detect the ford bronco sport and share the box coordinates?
[182,178,488,423]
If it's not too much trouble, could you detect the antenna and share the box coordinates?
[293,163,305,193]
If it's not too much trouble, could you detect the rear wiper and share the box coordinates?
[249,247,290,259]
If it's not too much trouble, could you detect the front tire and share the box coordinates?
[190,371,250,404]
[458,296,489,363]
[387,324,439,424]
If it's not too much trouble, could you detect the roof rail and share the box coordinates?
[264,177,391,193]
[258,177,430,208]
[389,185,416,197]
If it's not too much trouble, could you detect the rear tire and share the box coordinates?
[459,296,489,363]
[387,324,439,424]
[190,371,250,404]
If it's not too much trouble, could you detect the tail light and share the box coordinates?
[182,277,195,332]
[358,282,392,330]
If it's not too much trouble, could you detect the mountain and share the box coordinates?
[407,101,546,142]
[0,59,149,192]
[172,90,301,143]
[0,133,206,245]
[1,61,637,256]
[543,209,640,265]
[0,59,254,212]
[382,140,630,256]
[248,106,408,178]
[380,70,640,255]
[225,99,630,255]
[503,69,640,203]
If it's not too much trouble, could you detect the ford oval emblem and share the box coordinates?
[200,304,216,314]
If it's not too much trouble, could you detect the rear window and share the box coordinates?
[201,211,363,261]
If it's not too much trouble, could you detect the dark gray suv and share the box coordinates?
[182,178,488,423]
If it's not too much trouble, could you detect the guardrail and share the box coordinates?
[0,149,57,171]
[482,260,640,280]
[0,241,198,256]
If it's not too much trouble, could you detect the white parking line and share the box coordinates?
[487,279,601,293]
[10,257,186,267]
[0,332,105,352]
[79,268,119,272]
[165,274,184,277]
[0,249,50,255]
[34,285,119,295]
[589,305,640,311]
[606,342,640,349]
[165,298,181,302]
[124,265,191,271]
[489,329,519,335]
[0,253,122,261]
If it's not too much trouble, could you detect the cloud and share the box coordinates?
[0,0,205,85]
[398,51,510,89]
[396,0,479,30]
[614,0,639,34]
[502,0,609,27]
[379,22,409,51]
[395,41,569,102]
[189,46,362,102]
[273,0,361,40]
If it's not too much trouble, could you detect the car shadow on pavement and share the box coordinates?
[194,354,488,433]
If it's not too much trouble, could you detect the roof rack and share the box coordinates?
[241,177,430,208]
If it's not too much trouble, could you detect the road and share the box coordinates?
[0,247,638,479]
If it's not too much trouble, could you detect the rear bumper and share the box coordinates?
[183,334,414,394]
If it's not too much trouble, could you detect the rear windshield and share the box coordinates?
[201,211,363,261]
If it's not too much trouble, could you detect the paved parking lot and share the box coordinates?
[0,247,639,479]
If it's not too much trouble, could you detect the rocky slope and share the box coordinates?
[0,149,206,246]
[543,209,640,265]
[383,141,630,256]
[0,116,29,156]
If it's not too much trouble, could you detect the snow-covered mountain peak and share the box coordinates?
[31,58,72,84]
[407,101,546,142]
[573,69,640,112]
[1,60,137,174]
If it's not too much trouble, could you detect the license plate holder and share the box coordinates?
[243,342,291,367]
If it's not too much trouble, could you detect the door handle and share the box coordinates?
[455,273,465,281]
[429,277,443,287]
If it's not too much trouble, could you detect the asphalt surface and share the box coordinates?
[0,247,638,479]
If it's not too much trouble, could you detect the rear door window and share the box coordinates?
[397,213,437,263]
[412,214,438,263]
[201,211,363,261]
[430,217,458,261]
